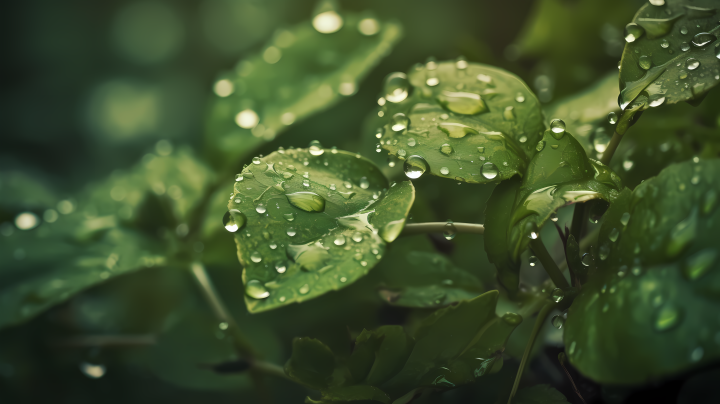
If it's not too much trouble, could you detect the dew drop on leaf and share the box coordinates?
[551,288,564,303]
[245,280,270,299]
[223,210,247,232]
[639,55,652,70]
[436,91,489,115]
[286,192,326,212]
[286,227,296,237]
[536,140,545,152]
[607,112,617,124]
[391,113,409,132]
[275,261,287,274]
[550,119,566,138]
[440,143,454,155]
[660,39,669,48]
[624,23,645,43]
[686,58,700,70]
[481,162,498,180]
[308,140,324,156]
[334,235,346,246]
[682,248,716,280]
[443,220,456,240]
[529,255,538,266]
[440,167,450,175]
[654,303,682,332]
[404,155,429,179]
[250,251,262,263]
[608,228,620,242]
[383,72,410,103]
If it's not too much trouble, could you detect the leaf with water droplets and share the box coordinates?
[376,60,545,184]
[619,0,720,112]
[204,13,402,169]
[285,291,521,400]
[564,159,720,384]
[229,148,414,313]
[507,129,623,261]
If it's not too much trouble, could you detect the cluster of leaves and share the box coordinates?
[2,0,720,403]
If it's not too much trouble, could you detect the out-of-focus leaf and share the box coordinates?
[286,337,337,389]
[0,172,58,214]
[204,14,402,169]
[513,384,570,404]
[508,129,623,260]
[286,291,521,401]
[484,176,523,292]
[618,0,719,112]
[139,309,282,391]
[564,159,720,384]
[227,147,414,313]
[378,60,544,184]
[377,251,483,308]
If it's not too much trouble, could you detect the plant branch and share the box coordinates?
[507,302,554,404]
[529,238,570,290]
[600,130,622,166]
[400,222,484,236]
[559,226,600,272]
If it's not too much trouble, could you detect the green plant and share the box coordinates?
[2,0,719,403]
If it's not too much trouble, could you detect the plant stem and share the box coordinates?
[558,226,600,272]
[253,360,291,380]
[507,302,554,404]
[400,222,484,236]
[600,130,622,166]
[529,238,570,290]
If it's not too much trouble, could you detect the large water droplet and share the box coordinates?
[275,261,287,274]
[691,32,715,48]
[14,212,39,230]
[550,119,566,138]
[384,72,409,103]
[436,91,489,115]
[286,192,326,212]
[686,58,700,70]
[334,235,346,246]
[502,312,523,326]
[440,167,450,175]
[551,315,565,329]
[286,227,296,237]
[624,23,645,43]
[591,127,612,153]
[639,55,652,70]
[359,177,370,189]
[503,106,515,121]
[308,140,324,156]
[223,210,247,232]
[404,155,429,179]
[443,220,456,240]
[660,39,669,48]
[481,162,498,180]
[440,143,454,155]
[391,113,409,132]
[667,208,697,257]
[620,212,631,226]
[607,112,618,124]
[551,288,564,303]
[682,248,717,280]
[255,204,267,214]
[529,255,538,266]
[438,122,479,139]
[351,231,363,243]
[245,280,270,299]
[599,243,610,260]
[680,42,690,51]
[608,228,620,242]
[536,141,545,152]
[250,251,262,263]
[654,304,682,332]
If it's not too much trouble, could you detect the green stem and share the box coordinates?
[507,303,554,404]
[400,222,484,236]
[558,226,600,272]
[253,360,291,381]
[529,238,570,290]
[600,130,622,166]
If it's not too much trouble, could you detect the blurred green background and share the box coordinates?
[3,0,686,403]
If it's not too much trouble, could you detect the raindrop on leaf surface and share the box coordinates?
[624,23,645,43]
[308,140,324,156]
[384,72,410,103]
[607,112,617,124]
[245,280,270,299]
[223,210,246,232]
[391,113,409,132]
[286,192,326,212]
[404,155,428,179]
[481,162,498,179]
[550,119,566,138]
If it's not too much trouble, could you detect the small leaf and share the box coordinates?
[349,326,414,385]
[228,148,414,313]
[377,252,484,308]
[564,159,720,384]
[377,60,544,183]
[286,337,337,389]
[204,13,402,168]
[508,129,623,261]
[484,176,523,292]
[619,0,720,111]
[513,384,570,404]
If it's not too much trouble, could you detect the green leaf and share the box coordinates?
[564,159,720,384]
[318,386,391,404]
[0,171,58,212]
[378,60,544,184]
[203,13,402,169]
[508,129,623,261]
[618,0,720,111]
[513,384,570,404]
[285,291,521,401]
[286,337,337,389]
[377,251,484,308]
[227,148,415,313]
[484,176,523,292]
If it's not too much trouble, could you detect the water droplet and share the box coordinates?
[384,72,409,103]
[286,227,296,237]
[502,312,523,325]
[352,232,363,243]
[503,106,515,121]
[440,167,450,175]
[620,212,631,226]
[551,288,564,303]
[404,155,429,179]
[313,11,343,34]
[649,96,666,107]
[343,181,353,189]
[476,73,493,85]
[481,162,498,180]
[436,91,489,115]
[682,248,717,280]
[438,122,479,138]
[607,112,618,124]
[515,92,525,102]
[274,261,287,274]
[223,210,247,232]
[550,212,558,223]
[686,58,700,70]
[536,141,545,152]
[245,280,270,299]
[667,208,697,257]
[702,189,717,215]
[287,192,326,212]
[252,157,261,165]
[529,255,538,266]
[308,140,324,156]
[14,212,39,230]
[679,69,688,79]
[407,138,416,147]
[599,243,610,260]
[235,173,244,181]
[440,143,454,155]
[638,55,652,70]
[357,177,370,190]
[282,213,295,222]
[334,235,346,246]
[235,109,259,129]
[250,251,262,263]
[391,113,409,132]
[680,26,688,35]
[624,23,645,43]
[591,127,612,153]
[381,219,405,243]
[680,42,691,52]
[551,315,565,329]
[550,119,566,138]
[654,304,682,332]
[608,228,620,242]
[660,39,670,48]
[255,204,267,214]
[443,220,456,240]
[581,253,592,267]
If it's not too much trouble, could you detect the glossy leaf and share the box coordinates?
[377,251,484,308]
[204,14,402,169]
[484,176,523,292]
[514,384,570,404]
[564,159,720,384]
[228,148,414,313]
[618,0,720,112]
[508,129,623,260]
[285,291,521,401]
[377,60,544,184]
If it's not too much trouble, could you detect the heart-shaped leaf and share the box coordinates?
[508,128,623,261]
[618,0,720,113]
[227,147,414,313]
[203,13,402,169]
[284,291,522,401]
[564,159,720,384]
[376,60,544,183]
